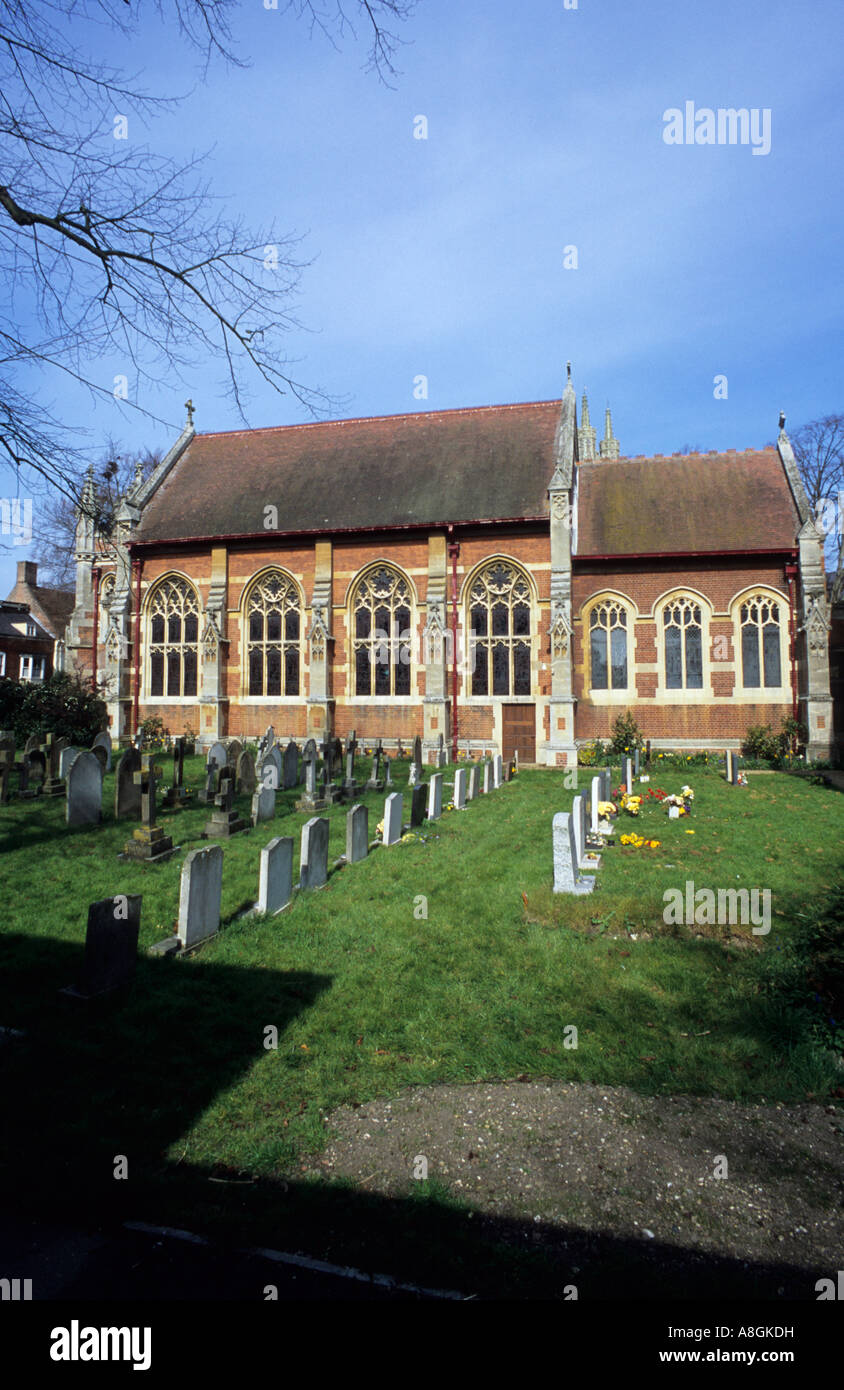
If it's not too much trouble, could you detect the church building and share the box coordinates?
[65,367,835,765]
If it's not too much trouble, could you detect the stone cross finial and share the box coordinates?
[185,398,195,427]
[133,755,161,827]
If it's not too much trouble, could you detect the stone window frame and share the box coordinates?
[653,587,713,701]
[729,585,790,698]
[583,591,637,701]
[346,561,417,702]
[143,571,201,703]
[461,556,537,702]
[98,570,116,638]
[239,566,304,703]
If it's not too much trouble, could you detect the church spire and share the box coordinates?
[599,404,620,460]
[578,390,597,461]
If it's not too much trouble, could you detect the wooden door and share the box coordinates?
[502,704,535,764]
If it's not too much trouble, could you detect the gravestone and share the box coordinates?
[299,817,330,889]
[66,751,103,826]
[342,730,359,801]
[251,784,276,825]
[162,735,192,809]
[623,757,633,795]
[409,734,423,785]
[366,739,384,792]
[296,738,324,811]
[590,775,602,835]
[132,729,144,751]
[61,894,142,1000]
[205,775,247,838]
[226,739,244,771]
[115,747,142,819]
[59,747,81,780]
[91,731,112,772]
[257,837,293,915]
[282,740,299,790]
[482,761,492,794]
[178,844,223,949]
[236,750,256,795]
[258,748,281,791]
[572,793,586,864]
[427,773,443,821]
[382,792,403,846]
[206,741,227,774]
[24,748,46,794]
[410,783,427,826]
[552,812,595,896]
[90,744,108,772]
[0,746,14,804]
[468,764,480,801]
[320,735,343,804]
[23,733,40,756]
[454,768,467,809]
[493,755,503,789]
[197,765,220,805]
[346,804,369,863]
[41,734,66,796]
[383,758,394,787]
[123,755,174,860]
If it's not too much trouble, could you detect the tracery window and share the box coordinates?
[469,561,531,696]
[352,566,412,696]
[245,571,301,697]
[589,601,628,689]
[663,596,703,690]
[740,594,782,688]
[147,576,199,698]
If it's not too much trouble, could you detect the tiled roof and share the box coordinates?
[6,580,74,637]
[0,601,53,642]
[133,401,561,542]
[576,449,800,555]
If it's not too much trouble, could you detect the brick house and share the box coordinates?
[0,600,54,682]
[6,560,75,669]
[64,369,836,763]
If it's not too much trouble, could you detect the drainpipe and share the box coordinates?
[91,564,100,691]
[132,558,143,737]
[447,530,460,762]
[786,563,799,735]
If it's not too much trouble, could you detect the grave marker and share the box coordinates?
[382,792,403,846]
[346,804,369,863]
[66,751,103,826]
[178,844,223,948]
[427,773,443,821]
[61,895,142,999]
[115,747,142,819]
[257,837,293,915]
[299,817,330,889]
[454,768,466,809]
[552,813,595,895]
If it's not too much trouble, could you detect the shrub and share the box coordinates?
[578,738,609,766]
[0,672,107,748]
[609,710,644,755]
[139,715,170,751]
[743,716,807,765]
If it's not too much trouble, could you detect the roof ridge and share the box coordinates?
[579,445,776,465]
[192,399,560,439]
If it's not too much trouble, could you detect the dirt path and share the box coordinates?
[306,1080,843,1281]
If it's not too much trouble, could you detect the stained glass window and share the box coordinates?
[468,563,532,696]
[740,596,782,688]
[352,567,412,696]
[590,602,628,690]
[245,571,301,697]
[147,576,200,698]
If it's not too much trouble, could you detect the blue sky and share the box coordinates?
[3,0,844,593]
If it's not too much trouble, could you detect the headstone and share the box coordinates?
[65,751,103,826]
[482,761,492,795]
[115,747,142,819]
[91,731,112,772]
[205,775,247,838]
[468,764,480,801]
[346,804,368,863]
[236,749,256,795]
[572,793,586,864]
[623,757,633,795]
[366,739,384,791]
[59,747,81,780]
[61,895,142,999]
[382,792,403,846]
[397,739,404,759]
[258,750,281,791]
[132,729,143,751]
[251,784,276,825]
[410,783,427,826]
[226,739,244,771]
[257,837,293,915]
[590,775,602,835]
[24,748,46,792]
[552,813,595,896]
[299,817,330,889]
[263,725,275,751]
[23,733,40,756]
[162,735,192,809]
[41,733,66,796]
[197,765,220,805]
[296,738,323,810]
[90,744,108,772]
[633,746,640,776]
[454,768,466,809]
[0,748,14,804]
[206,741,227,773]
[123,755,174,859]
[427,773,442,821]
[178,844,223,948]
[493,754,503,788]
[410,734,423,782]
[383,757,394,787]
[342,729,359,800]
[282,740,299,790]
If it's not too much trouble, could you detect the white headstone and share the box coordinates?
[258,837,293,915]
[65,751,103,825]
[467,764,480,800]
[383,792,403,846]
[454,768,466,809]
[427,774,443,821]
[493,755,503,788]
[207,742,227,772]
[572,793,586,864]
[178,844,223,948]
[482,761,492,794]
[300,817,329,889]
[552,813,594,895]
[590,776,602,834]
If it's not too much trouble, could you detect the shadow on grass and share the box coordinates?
[0,938,831,1301]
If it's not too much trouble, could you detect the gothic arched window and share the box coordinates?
[147,576,199,697]
[663,596,703,690]
[98,572,116,636]
[740,594,782,688]
[245,571,301,697]
[469,561,531,696]
[589,600,628,690]
[352,566,412,696]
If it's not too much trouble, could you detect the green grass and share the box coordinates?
[1,757,842,1294]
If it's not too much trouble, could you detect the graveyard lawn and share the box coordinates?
[1,760,842,1296]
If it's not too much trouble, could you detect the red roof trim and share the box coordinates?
[576,548,799,561]
[127,513,550,550]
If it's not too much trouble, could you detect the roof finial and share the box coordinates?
[566,361,572,381]
[185,398,195,428]
[599,403,620,460]
[778,410,786,432]
[578,390,596,461]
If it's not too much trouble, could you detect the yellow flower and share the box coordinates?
[685,829,695,835]
[649,840,661,848]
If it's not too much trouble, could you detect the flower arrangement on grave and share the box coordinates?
[619,792,643,816]
[619,833,661,849]
[597,800,617,820]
